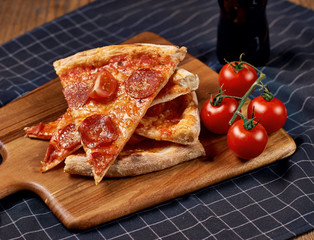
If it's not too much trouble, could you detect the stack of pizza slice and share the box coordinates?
[24,43,205,184]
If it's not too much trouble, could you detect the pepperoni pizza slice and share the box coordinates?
[24,67,198,173]
[53,43,186,184]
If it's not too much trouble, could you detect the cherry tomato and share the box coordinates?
[247,96,287,134]
[200,97,240,134]
[227,119,268,159]
[218,62,258,97]
[89,70,117,100]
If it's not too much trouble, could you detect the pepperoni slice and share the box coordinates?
[58,123,81,151]
[62,82,91,109]
[89,70,118,100]
[78,114,118,149]
[125,68,164,99]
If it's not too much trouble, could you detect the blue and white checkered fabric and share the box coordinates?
[0,0,313,239]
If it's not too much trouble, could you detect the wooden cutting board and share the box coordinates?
[0,32,296,230]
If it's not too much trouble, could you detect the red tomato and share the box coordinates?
[247,96,287,134]
[89,70,117,99]
[218,62,258,97]
[200,97,240,134]
[227,119,268,159]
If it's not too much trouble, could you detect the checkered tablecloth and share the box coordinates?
[0,0,313,239]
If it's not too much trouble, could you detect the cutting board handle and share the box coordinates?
[0,141,20,199]
[0,140,8,162]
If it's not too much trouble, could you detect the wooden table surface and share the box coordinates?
[0,0,313,239]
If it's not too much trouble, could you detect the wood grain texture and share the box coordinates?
[0,0,94,44]
[0,0,312,237]
[0,32,296,230]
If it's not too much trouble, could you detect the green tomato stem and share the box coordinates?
[259,82,274,101]
[229,70,267,125]
[212,94,243,106]
[222,95,242,100]
[211,85,242,106]
[236,110,257,130]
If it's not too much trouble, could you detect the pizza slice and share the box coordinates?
[53,43,186,184]
[24,68,199,173]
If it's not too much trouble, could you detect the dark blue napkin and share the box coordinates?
[1,0,313,239]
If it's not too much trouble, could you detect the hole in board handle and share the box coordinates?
[0,141,8,165]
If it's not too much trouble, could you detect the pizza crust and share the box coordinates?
[53,43,187,77]
[64,140,205,177]
[25,43,207,182]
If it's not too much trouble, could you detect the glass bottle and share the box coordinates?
[216,0,270,66]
